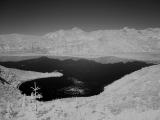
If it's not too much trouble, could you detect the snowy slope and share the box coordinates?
[0,62,160,119]
[12,63,160,120]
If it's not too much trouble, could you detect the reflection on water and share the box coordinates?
[58,85,90,95]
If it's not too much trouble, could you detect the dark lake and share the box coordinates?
[0,56,154,101]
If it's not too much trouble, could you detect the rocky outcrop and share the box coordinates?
[0,65,19,86]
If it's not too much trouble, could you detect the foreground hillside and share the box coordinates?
[0,63,160,119]
[33,64,160,120]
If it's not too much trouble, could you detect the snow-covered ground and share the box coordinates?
[0,62,160,120]
[11,63,160,120]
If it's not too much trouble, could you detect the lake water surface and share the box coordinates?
[0,57,154,101]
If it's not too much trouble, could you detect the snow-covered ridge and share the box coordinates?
[0,65,63,87]
[0,27,160,58]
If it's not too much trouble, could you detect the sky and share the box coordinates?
[0,0,160,35]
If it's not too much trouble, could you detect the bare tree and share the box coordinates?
[30,82,42,120]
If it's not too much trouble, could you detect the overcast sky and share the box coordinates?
[0,0,160,35]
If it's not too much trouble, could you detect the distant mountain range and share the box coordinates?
[0,27,160,59]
